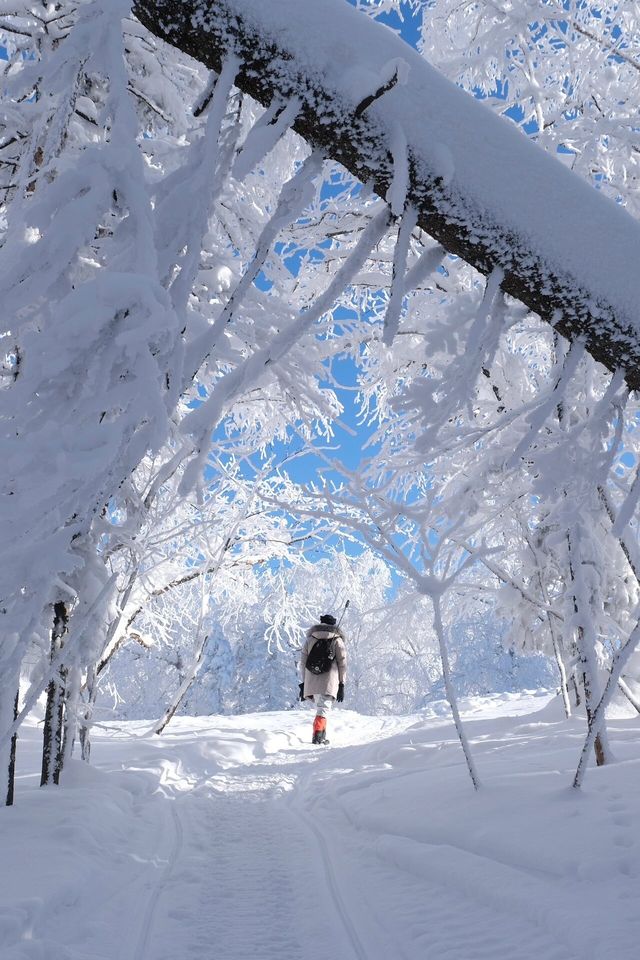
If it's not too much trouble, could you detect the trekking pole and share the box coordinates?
[337,599,350,627]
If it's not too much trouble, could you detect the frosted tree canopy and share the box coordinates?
[1,0,639,801]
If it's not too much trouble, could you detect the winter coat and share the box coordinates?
[300,625,347,699]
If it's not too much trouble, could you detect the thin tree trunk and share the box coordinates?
[53,663,67,782]
[41,601,69,787]
[570,670,582,708]
[154,634,210,735]
[93,567,140,679]
[566,530,609,766]
[5,687,19,806]
[549,621,571,719]
[534,568,571,718]
[432,594,481,790]
[575,626,607,767]
[618,676,640,714]
[79,667,98,763]
[154,562,230,735]
[61,665,81,771]
[574,620,640,787]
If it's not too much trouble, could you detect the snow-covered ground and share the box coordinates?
[3,691,640,959]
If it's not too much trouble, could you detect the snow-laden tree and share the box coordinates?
[102,542,445,719]
[3,0,640,801]
[134,0,640,384]
[260,282,640,780]
[0,0,395,795]
[0,0,199,790]
[421,1,640,213]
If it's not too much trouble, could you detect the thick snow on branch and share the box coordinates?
[232,96,301,182]
[134,0,640,388]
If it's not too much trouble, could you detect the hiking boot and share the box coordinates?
[312,715,327,745]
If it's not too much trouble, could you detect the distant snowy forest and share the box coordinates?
[1,0,640,803]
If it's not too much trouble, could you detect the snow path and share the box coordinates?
[134,796,304,960]
[3,692,640,959]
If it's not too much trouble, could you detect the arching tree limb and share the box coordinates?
[133,0,640,389]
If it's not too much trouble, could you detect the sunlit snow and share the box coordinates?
[3,692,640,959]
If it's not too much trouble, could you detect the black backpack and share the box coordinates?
[305,636,336,675]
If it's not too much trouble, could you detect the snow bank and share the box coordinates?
[3,693,640,959]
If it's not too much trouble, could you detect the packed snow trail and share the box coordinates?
[3,693,640,959]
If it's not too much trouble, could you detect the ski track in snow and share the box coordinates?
[293,805,374,960]
[4,693,640,960]
[131,802,184,960]
[139,796,304,960]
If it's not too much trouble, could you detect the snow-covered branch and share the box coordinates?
[134,0,640,388]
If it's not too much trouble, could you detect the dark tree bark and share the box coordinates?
[40,601,69,787]
[133,0,640,389]
[5,687,19,806]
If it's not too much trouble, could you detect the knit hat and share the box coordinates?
[319,614,337,626]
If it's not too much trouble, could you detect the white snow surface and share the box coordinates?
[3,691,640,959]
[206,0,640,329]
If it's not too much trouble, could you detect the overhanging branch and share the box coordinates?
[133,0,640,390]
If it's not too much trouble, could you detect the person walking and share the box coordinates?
[299,613,347,745]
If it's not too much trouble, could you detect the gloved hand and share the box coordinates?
[299,682,305,701]
[336,682,344,703]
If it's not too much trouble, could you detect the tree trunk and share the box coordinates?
[79,667,98,763]
[154,634,210,735]
[550,627,572,720]
[566,531,609,767]
[570,672,582,709]
[41,601,69,787]
[5,687,19,806]
[575,625,607,767]
[534,568,571,718]
[132,0,640,390]
[574,619,640,787]
[618,676,640,714]
[61,665,81,770]
[432,594,481,790]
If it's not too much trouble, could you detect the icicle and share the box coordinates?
[232,96,301,182]
[383,203,418,346]
[464,268,506,377]
[386,122,409,217]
